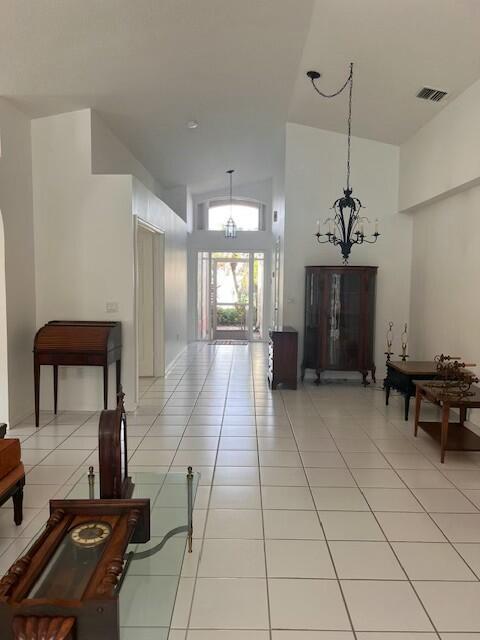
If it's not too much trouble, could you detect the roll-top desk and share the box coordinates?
[34,321,122,427]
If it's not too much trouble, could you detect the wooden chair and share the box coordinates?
[0,426,25,525]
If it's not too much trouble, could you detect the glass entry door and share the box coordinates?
[197,252,265,341]
[213,257,249,340]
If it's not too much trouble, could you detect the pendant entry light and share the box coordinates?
[307,63,379,263]
[224,169,237,239]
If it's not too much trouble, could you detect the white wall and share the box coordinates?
[400,78,480,379]
[163,185,190,223]
[0,99,36,426]
[272,132,286,324]
[32,109,135,411]
[91,111,163,200]
[132,178,187,371]
[400,78,480,212]
[409,185,480,375]
[284,123,412,380]
[32,109,187,411]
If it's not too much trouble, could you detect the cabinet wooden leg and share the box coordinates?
[459,407,467,426]
[53,365,58,415]
[385,383,391,406]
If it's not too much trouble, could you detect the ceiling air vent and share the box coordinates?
[416,87,448,102]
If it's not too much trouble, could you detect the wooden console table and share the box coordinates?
[34,321,122,427]
[414,381,480,463]
[384,361,438,420]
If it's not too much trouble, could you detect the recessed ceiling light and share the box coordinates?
[187,120,199,129]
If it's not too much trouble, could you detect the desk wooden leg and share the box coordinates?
[53,365,58,415]
[404,395,410,422]
[34,356,40,428]
[385,383,390,406]
[414,387,422,436]
[459,407,467,426]
[103,365,108,410]
[441,403,450,463]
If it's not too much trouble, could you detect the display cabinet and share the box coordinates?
[301,266,377,385]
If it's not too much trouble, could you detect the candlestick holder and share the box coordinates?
[384,321,394,362]
[398,323,409,362]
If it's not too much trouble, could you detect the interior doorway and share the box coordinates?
[136,221,165,387]
[197,251,265,341]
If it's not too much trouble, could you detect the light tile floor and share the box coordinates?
[4,342,480,638]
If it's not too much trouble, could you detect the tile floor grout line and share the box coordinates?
[183,342,231,635]
[284,383,359,640]
[252,346,274,640]
[161,343,221,636]
[315,385,443,639]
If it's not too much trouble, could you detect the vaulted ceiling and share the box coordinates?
[1,0,479,193]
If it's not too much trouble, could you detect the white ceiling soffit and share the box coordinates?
[289,0,480,145]
[0,0,314,193]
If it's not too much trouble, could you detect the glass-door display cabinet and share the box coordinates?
[301,266,377,385]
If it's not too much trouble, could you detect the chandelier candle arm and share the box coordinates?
[307,63,380,263]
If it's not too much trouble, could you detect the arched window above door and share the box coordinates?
[196,199,266,231]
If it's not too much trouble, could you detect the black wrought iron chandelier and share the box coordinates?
[224,169,237,239]
[307,63,379,263]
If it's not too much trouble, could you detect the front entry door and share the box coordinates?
[212,258,250,340]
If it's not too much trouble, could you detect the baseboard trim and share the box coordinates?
[164,344,188,377]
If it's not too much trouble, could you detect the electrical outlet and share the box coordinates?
[106,302,119,313]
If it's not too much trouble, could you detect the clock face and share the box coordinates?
[70,522,112,548]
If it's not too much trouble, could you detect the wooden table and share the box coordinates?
[414,381,480,463]
[384,361,438,420]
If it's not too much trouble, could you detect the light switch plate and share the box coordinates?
[106,302,119,313]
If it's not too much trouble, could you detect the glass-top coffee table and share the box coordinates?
[6,467,199,640]
[66,467,199,639]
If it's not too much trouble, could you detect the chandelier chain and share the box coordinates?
[309,63,354,190]
[347,62,353,190]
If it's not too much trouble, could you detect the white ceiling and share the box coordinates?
[289,0,480,144]
[1,0,480,193]
[0,0,313,193]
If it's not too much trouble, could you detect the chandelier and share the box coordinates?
[307,63,379,263]
[224,169,237,239]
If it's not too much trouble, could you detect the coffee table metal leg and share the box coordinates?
[187,466,193,553]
